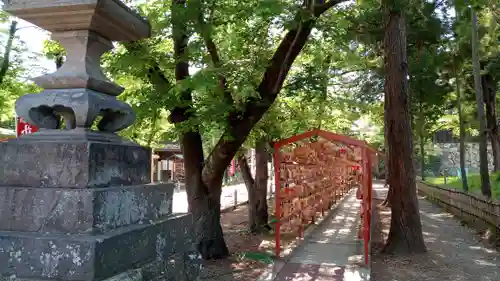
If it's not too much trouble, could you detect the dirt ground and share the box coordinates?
[197,204,270,281]
[370,195,500,281]
[198,198,303,281]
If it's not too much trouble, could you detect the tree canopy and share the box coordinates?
[1,0,499,258]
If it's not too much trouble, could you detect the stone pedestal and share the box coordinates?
[0,139,198,281]
[1,1,200,280]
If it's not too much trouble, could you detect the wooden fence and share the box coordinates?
[417,181,500,230]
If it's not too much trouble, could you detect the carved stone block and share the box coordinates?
[0,184,174,234]
[0,140,151,188]
[0,213,195,281]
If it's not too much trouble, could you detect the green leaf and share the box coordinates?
[239,251,274,264]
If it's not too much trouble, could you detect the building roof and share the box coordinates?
[167,154,184,160]
[155,141,181,152]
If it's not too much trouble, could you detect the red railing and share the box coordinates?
[273,129,376,264]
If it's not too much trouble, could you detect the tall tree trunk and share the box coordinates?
[382,101,392,206]
[453,2,469,192]
[183,132,229,259]
[171,0,229,259]
[482,73,500,171]
[419,136,425,180]
[0,21,17,84]
[419,130,425,180]
[381,158,393,206]
[381,4,426,254]
[252,140,270,232]
[238,139,270,233]
[455,64,469,191]
[382,147,393,206]
[471,7,492,198]
[417,100,426,181]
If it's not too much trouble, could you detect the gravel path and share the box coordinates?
[371,185,500,281]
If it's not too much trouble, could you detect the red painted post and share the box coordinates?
[363,148,372,265]
[273,143,282,258]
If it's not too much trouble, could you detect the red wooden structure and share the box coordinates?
[273,129,376,264]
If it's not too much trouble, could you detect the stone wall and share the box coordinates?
[429,142,494,175]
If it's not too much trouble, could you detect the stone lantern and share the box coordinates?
[0,1,198,280]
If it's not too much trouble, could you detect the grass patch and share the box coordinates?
[425,172,500,200]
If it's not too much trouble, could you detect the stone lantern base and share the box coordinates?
[0,139,200,281]
[0,1,199,280]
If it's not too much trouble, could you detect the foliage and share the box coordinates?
[243,45,363,150]
[0,14,42,129]
[36,0,440,151]
[3,0,497,151]
[84,0,367,151]
[105,48,176,146]
[42,39,65,62]
[0,76,39,128]
[442,1,500,137]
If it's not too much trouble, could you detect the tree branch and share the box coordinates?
[202,1,346,184]
[170,0,200,125]
[171,0,209,210]
[122,42,175,109]
[314,0,347,16]
[194,0,233,106]
[237,154,255,187]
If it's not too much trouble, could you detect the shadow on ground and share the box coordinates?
[199,198,302,281]
[370,185,500,281]
[199,206,267,281]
